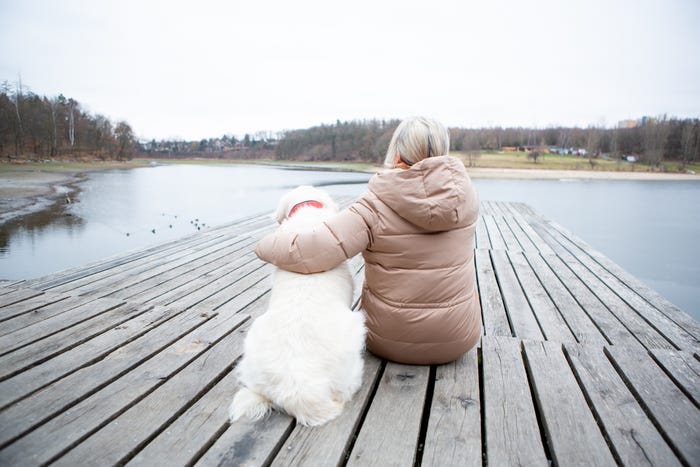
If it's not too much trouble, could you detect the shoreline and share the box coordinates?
[1,160,698,224]
[465,167,700,180]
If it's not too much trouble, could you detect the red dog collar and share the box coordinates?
[288,200,324,218]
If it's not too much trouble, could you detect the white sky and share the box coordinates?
[1,0,699,141]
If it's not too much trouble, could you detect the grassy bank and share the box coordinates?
[452,151,700,173]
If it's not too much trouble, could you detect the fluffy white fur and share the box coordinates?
[229,186,366,426]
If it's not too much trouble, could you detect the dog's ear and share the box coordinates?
[274,190,293,224]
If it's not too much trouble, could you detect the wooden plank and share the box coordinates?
[194,412,294,467]
[547,223,699,352]
[0,311,250,465]
[270,355,383,467]
[0,292,68,328]
[549,221,700,340]
[346,362,430,466]
[0,288,44,310]
[0,292,99,335]
[481,336,547,466]
[493,215,521,251]
[59,234,253,297]
[0,297,124,357]
[0,305,204,415]
[117,249,259,304]
[565,343,682,467]
[524,252,608,346]
[490,250,543,341]
[24,229,232,291]
[475,216,491,249]
[483,215,506,250]
[507,251,575,343]
[53,314,250,466]
[538,253,644,350]
[490,201,508,217]
[127,366,242,466]
[109,237,257,301]
[531,223,674,350]
[164,263,270,312]
[479,201,493,216]
[0,301,149,384]
[502,214,538,253]
[475,249,511,337]
[504,205,555,255]
[422,349,480,467]
[650,349,700,406]
[606,346,700,465]
[523,340,616,466]
[0,291,71,331]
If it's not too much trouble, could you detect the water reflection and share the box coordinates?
[0,197,85,253]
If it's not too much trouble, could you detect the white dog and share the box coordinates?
[229,186,366,426]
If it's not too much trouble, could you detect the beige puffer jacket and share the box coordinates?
[255,155,482,364]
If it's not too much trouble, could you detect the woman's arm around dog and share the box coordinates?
[255,201,375,274]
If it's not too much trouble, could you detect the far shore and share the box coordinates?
[1,158,698,225]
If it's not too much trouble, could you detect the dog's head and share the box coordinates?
[274,185,338,224]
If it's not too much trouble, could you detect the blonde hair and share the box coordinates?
[383,116,450,168]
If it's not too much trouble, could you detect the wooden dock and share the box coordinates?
[0,200,698,466]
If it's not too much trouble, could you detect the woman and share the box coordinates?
[255,116,481,364]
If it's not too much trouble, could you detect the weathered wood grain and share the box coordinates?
[475,216,491,249]
[549,220,700,341]
[534,225,674,350]
[493,215,521,251]
[606,346,700,465]
[547,223,699,352]
[0,311,249,465]
[127,367,241,466]
[270,355,383,467]
[490,250,543,340]
[523,340,616,466]
[649,348,700,407]
[0,306,203,421]
[483,215,507,250]
[346,362,430,466]
[0,290,69,325]
[481,336,547,466]
[0,297,125,356]
[565,343,681,466]
[0,288,44,310]
[538,253,643,350]
[524,252,607,345]
[507,250,575,343]
[422,349,480,467]
[475,249,511,337]
[194,411,294,467]
[53,314,249,466]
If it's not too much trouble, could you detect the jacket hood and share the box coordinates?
[368,155,478,231]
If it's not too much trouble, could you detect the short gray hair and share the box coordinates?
[384,116,450,168]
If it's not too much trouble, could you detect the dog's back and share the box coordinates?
[230,193,365,426]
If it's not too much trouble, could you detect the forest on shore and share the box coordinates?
[2,82,699,170]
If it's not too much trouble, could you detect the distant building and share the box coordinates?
[617,119,637,129]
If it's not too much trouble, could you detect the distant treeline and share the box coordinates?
[148,116,700,170]
[0,80,136,161]
[3,81,699,169]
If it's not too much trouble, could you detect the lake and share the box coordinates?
[1,164,698,320]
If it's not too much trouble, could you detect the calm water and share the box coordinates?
[0,164,698,320]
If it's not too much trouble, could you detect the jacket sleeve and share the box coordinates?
[255,202,374,274]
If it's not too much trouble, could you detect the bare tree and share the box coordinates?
[642,115,670,167]
[680,121,699,171]
[462,132,481,167]
[585,126,601,169]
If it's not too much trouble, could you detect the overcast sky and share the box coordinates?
[1,0,699,141]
